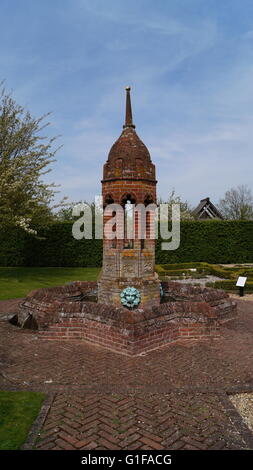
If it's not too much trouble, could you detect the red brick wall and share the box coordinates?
[18,281,236,356]
[102,180,156,205]
[38,316,219,356]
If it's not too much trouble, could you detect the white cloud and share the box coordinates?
[1,0,253,209]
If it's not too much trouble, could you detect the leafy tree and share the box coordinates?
[54,203,79,222]
[218,184,253,220]
[158,189,194,220]
[0,83,65,234]
[54,201,100,221]
[54,200,104,240]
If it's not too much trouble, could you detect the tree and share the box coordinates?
[218,185,253,220]
[54,203,79,222]
[54,201,100,221]
[158,189,194,220]
[0,83,65,234]
[55,200,104,240]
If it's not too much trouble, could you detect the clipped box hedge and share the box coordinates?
[206,280,253,292]
[156,220,253,264]
[0,222,102,267]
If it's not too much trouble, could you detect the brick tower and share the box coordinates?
[97,87,160,309]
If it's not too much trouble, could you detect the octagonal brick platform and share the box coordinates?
[16,281,237,356]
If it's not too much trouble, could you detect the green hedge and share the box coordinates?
[0,220,252,267]
[156,220,253,264]
[206,280,253,292]
[0,222,102,267]
[156,262,253,283]
[156,262,230,279]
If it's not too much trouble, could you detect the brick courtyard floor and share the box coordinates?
[1,298,253,450]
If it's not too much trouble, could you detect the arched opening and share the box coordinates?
[142,195,155,248]
[121,194,136,249]
[144,194,154,206]
[103,195,116,248]
[104,194,114,208]
[111,210,117,248]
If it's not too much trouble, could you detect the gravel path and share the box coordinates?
[230,394,253,432]
[164,275,225,286]
[230,293,253,302]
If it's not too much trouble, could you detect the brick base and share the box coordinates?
[38,313,220,356]
[16,281,236,356]
[97,275,161,309]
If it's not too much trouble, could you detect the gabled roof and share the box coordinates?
[193,197,223,219]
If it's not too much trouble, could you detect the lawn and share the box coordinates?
[0,391,45,450]
[1,263,253,301]
[0,267,101,300]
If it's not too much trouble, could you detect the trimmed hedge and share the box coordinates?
[156,262,230,279]
[0,222,102,267]
[156,262,253,284]
[156,220,253,264]
[206,280,253,293]
[0,220,252,267]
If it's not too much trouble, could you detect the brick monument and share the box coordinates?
[16,87,237,355]
[98,87,160,308]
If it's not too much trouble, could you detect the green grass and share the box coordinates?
[0,391,45,450]
[0,267,101,300]
[1,263,253,300]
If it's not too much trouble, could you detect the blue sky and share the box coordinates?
[1,0,253,207]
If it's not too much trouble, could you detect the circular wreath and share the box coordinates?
[120,286,141,308]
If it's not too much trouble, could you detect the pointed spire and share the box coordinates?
[123,86,135,129]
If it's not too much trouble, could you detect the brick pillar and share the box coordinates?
[97,87,160,309]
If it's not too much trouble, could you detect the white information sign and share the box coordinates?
[236,276,247,287]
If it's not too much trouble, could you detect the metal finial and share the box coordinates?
[123,86,135,129]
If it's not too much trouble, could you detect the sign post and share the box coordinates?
[236,277,247,297]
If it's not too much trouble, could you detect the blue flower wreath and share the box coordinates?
[120,286,141,308]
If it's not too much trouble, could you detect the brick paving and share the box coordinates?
[1,298,253,450]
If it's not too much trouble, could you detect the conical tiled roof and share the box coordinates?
[107,126,151,164]
[103,87,156,182]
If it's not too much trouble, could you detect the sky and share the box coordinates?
[1,0,253,208]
